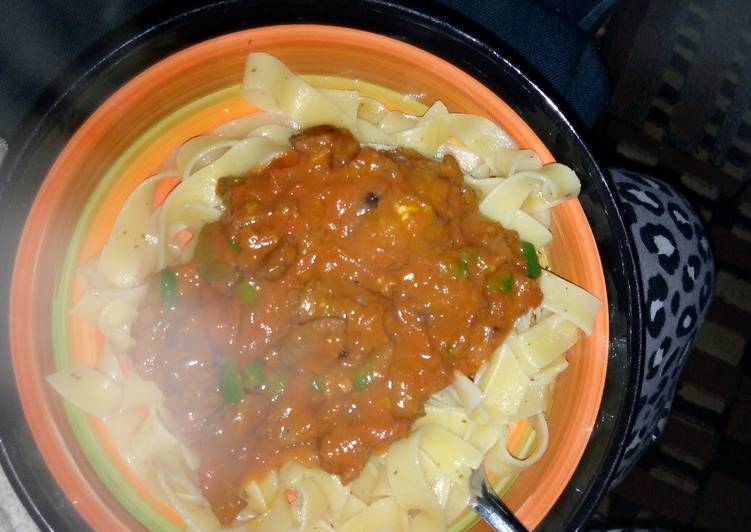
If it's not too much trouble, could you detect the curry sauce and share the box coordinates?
[130,126,542,524]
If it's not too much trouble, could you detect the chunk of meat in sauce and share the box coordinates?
[130,125,542,524]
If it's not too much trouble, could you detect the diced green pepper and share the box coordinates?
[520,241,541,279]
[459,247,478,265]
[487,273,514,293]
[354,364,375,391]
[454,259,470,280]
[311,376,322,392]
[218,360,244,405]
[441,341,455,358]
[159,268,178,305]
[229,236,241,254]
[243,360,266,389]
[194,232,234,281]
[237,280,260,305]
[265,374,285,402]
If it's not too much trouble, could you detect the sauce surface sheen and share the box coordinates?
[131,126,542,523]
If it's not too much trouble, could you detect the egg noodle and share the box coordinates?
[48,53,601,531]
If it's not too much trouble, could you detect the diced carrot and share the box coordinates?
[121,356,132,373]
[93,331,104,357]
[138,405,150,419]
[285,488,298,504]
[152,175,182,210]
[175,229,193,248]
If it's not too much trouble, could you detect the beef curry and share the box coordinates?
[131,126,542,523]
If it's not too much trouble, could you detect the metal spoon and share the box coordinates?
[469,465,528,532]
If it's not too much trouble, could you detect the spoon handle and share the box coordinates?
[473,481,529,532]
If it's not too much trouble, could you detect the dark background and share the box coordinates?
[1,0,750,530]
[0,0,615,138]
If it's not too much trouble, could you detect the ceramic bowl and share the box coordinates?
[0,2,643,531]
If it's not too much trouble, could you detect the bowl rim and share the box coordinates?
[0,1,644,531]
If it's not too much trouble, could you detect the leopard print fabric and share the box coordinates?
[608,169,715,486]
